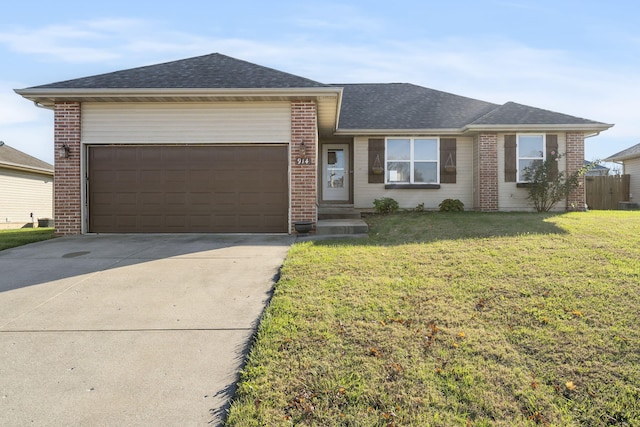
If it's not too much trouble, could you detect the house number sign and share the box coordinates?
[296,157,312,165]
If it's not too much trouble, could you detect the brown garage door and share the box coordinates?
[88,145,288,233]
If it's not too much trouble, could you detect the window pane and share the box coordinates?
[387,139,410,160]
[326,149,345,188]
[414,162,438,183]
[519,135,544,158]
[414,139,437,160]
[327,149,344,168]
[519,159,542,181]
[387,161,410,182]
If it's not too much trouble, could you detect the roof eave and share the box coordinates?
[464,123,614,133]
[334,128,463,136]
[604,154,640,162]
[14,87,342,106]
[0,162,54,176]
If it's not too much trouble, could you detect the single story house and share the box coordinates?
[605,142,640,202]
[0,141,53,229]
[15,53,613,235]
[584,160,610,176]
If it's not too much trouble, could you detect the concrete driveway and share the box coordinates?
[0,234,293,426]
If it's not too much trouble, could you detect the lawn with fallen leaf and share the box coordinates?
[225,211,640,426]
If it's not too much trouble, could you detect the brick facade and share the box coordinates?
[290,101,318,233]
[478,133,499,211]
[53,102,82,235]
[566,132,586,211]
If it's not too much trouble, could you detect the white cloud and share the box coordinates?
[0,16,637,162]
[0,82,50,126]
[0,18,147,62]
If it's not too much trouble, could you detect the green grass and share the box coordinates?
[0,227,55,251]
[226,211,640,426]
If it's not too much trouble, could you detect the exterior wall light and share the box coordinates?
[59,143,71,158]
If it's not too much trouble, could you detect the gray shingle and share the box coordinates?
[0,142,53,172]
[334,83,498,130]
[605,142,640,161]
[29,53,330,90]
[470,101,603,126]
[22,53,610,131]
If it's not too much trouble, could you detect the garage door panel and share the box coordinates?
[89,145,288,233]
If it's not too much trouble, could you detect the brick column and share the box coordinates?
[478,133,499,211]
[54,102,82,235]
[290,101,317,233]
[566,132,586,211]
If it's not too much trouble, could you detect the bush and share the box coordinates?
[522,152,592,212]
[414,203,425,212]
[439,199,464,212]
[373,197,399,214]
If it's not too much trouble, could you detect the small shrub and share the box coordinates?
[522,151,592,212]
[373,197,399,214]
[414,203,425,212]
[439,199,464,212]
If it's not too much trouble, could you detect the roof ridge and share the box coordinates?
[26,52,330,90]
[467,102,507,126]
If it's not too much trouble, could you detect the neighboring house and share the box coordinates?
[584,160,610,176]
[605,142,640,202]
[15,53,613,235]
[0,141,53,228]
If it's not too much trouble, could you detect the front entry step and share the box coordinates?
[318,207,362,220]
[315,219,369,236]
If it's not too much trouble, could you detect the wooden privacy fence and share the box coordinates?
[585,174,630,210]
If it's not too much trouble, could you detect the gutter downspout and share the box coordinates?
[33,101,54,110]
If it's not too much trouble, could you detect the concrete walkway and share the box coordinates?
[0,234,293,426]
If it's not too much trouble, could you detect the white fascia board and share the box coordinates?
[464,123,614,133]
[14,87,342,101]
[334,128,463,136]
[0,162,54,175]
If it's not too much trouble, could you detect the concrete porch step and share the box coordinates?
[318,207,362,220]
[315,219,369,236]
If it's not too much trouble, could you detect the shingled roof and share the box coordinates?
[28,53,330,90]
[335,83,499,130]
[469,101,604,126]
[17,53,612,132]
[0,142,53,174]
[605,142,640,161]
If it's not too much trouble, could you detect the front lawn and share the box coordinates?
[226,211,639,426]
[0,227,55,251]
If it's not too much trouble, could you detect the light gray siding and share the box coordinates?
[353,136,474,210]
[497,133,567,211]
[82,102,291,144]
[0,168,53,225]
[623,158,640,202]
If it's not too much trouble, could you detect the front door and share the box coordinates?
[322,144,350,201]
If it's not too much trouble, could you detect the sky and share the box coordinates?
[1,0,638,169]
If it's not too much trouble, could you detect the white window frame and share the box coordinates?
[516,134,546,183]
[385,137,440,184]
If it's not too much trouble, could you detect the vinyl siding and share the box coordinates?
[0,168,53,224]
[497,133,567,211]
[353,136,474,210]
[82,102,291,144]
[623,158,640,202]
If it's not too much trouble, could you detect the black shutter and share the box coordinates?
[504,134,517,182]
[546,134,559,181]
[440,138,457,184]
[368,138,385,183]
